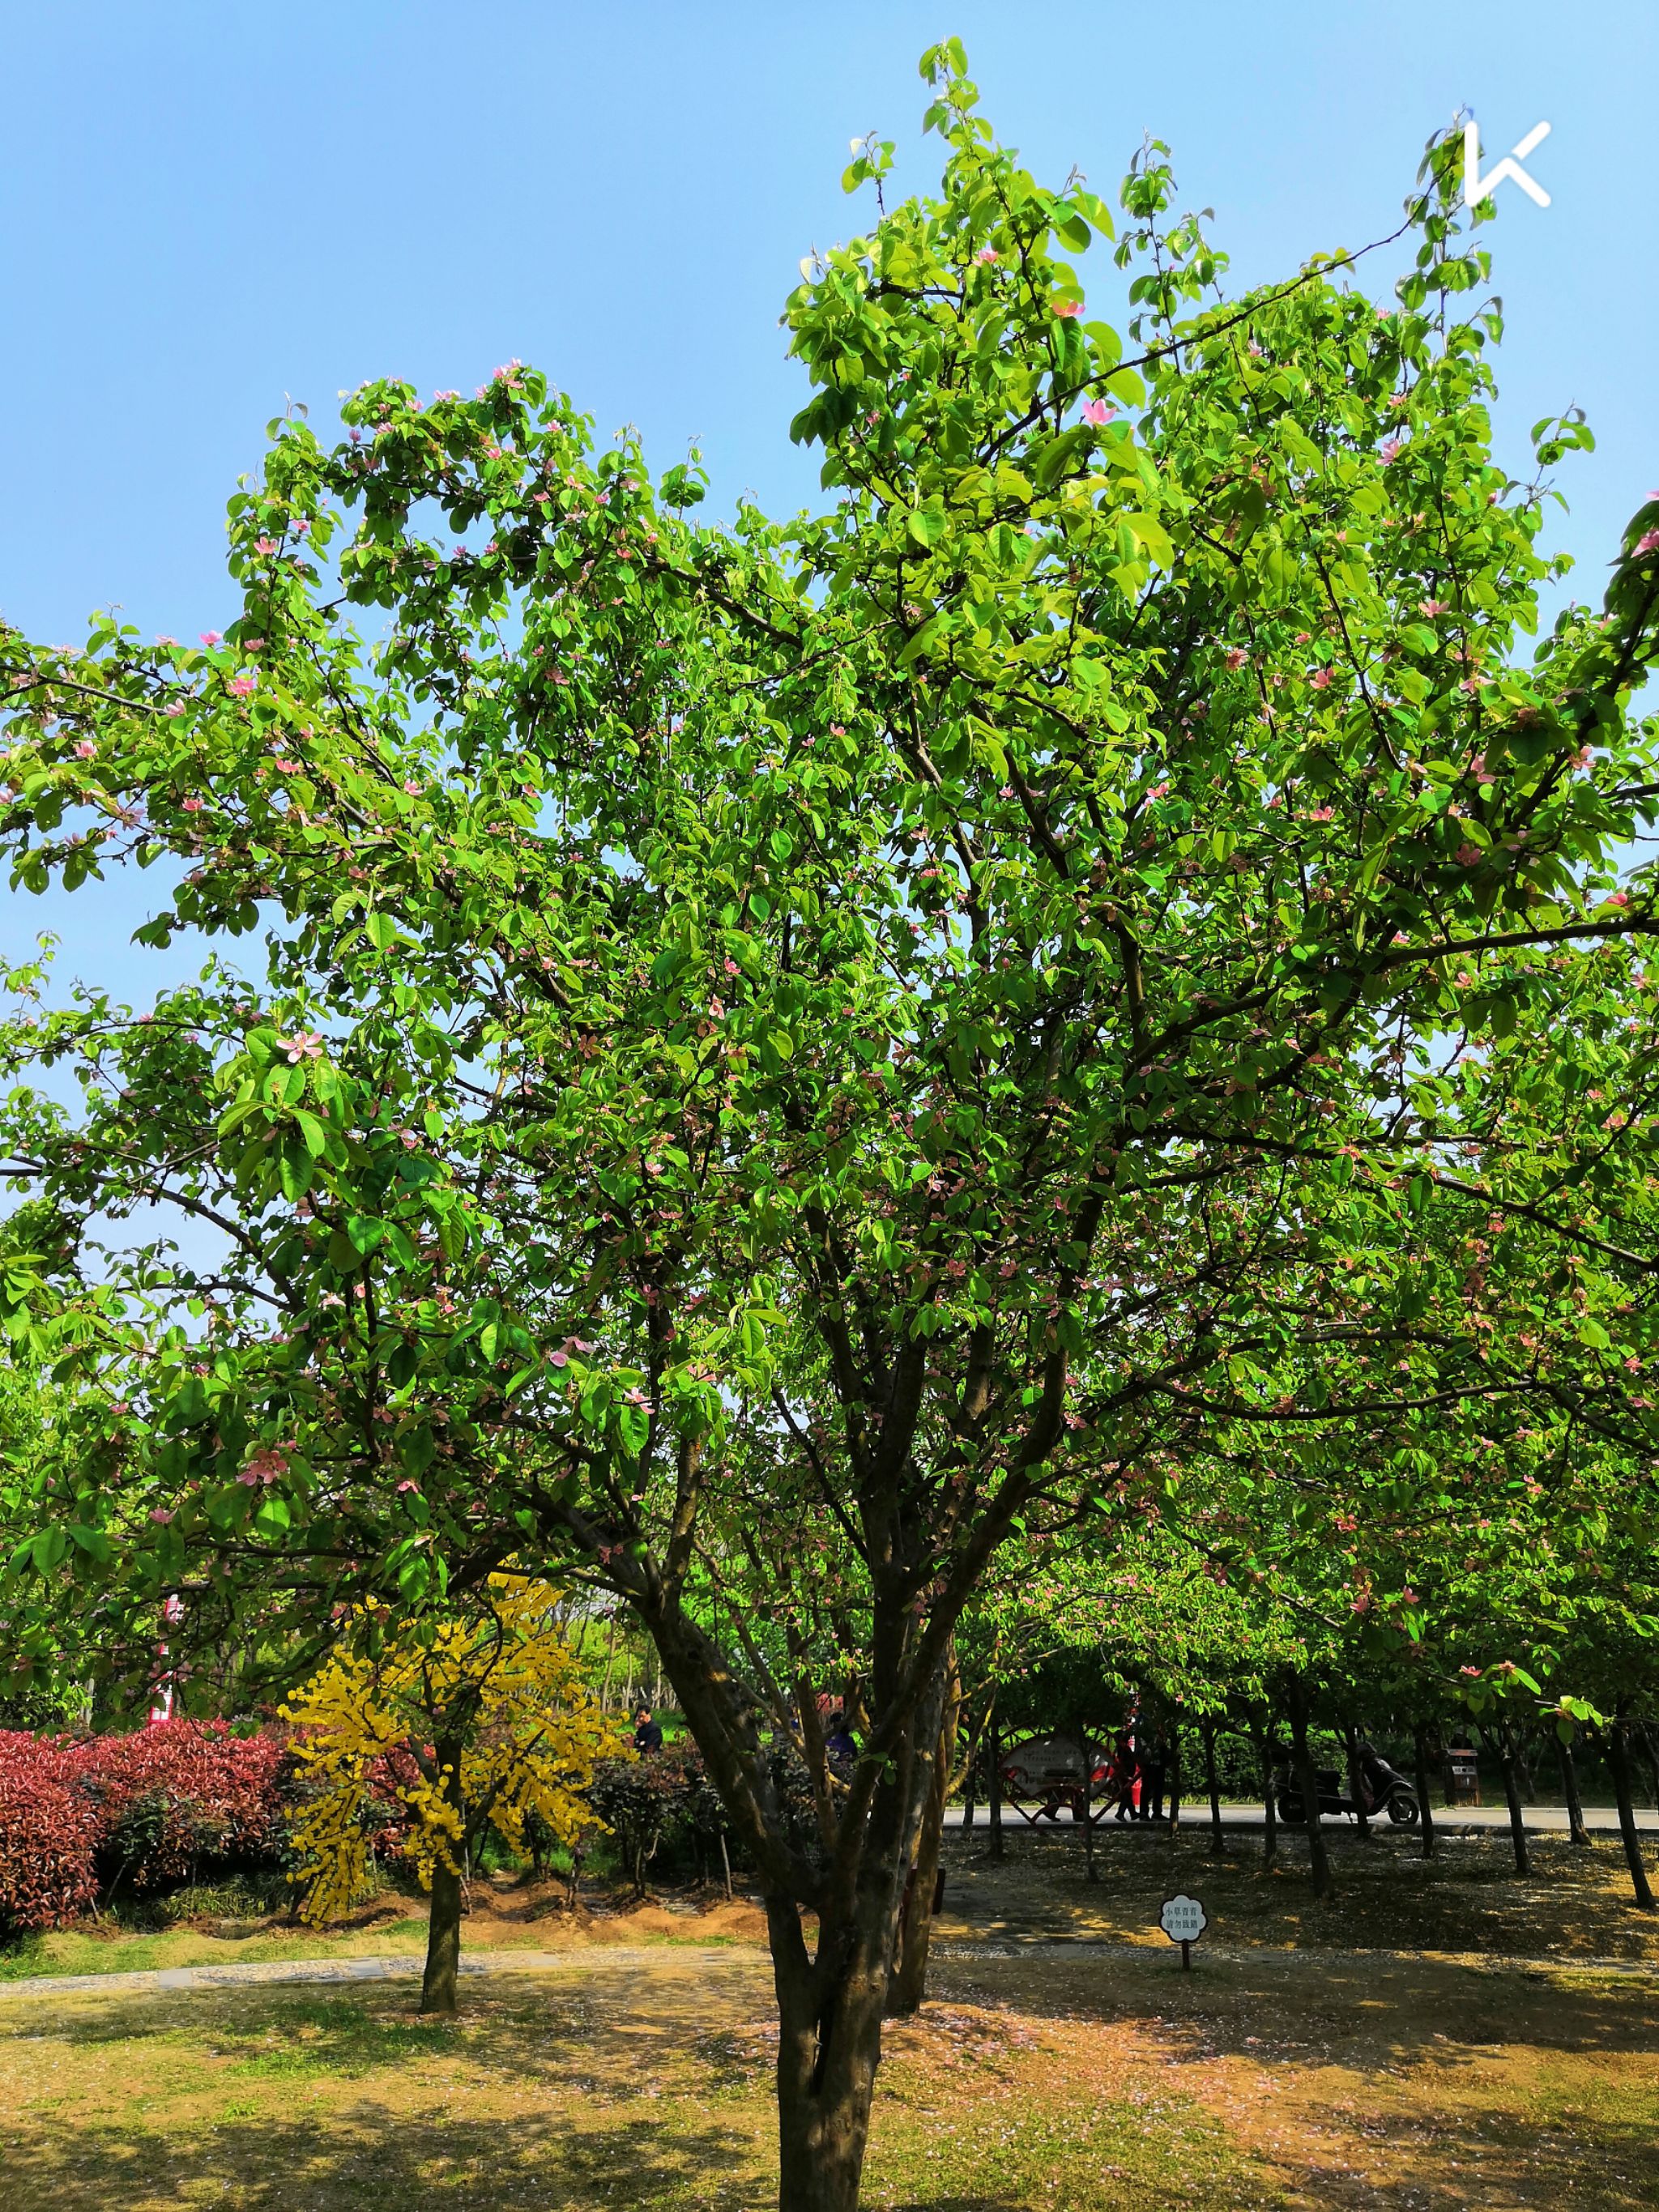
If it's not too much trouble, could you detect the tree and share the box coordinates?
[3,42,1659,2210]
[283,1576,618,2011]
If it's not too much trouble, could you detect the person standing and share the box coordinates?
[1139,1724,1169,1823]
[1112,1721,1140,1821]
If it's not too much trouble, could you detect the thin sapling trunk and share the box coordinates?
[1606,1723,1657,1912]
[1557,1731,1592,1848]
[1413,1721,1436,1861]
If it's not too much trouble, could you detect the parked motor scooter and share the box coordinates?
[1274,1741,1418,1826]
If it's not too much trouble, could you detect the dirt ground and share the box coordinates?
[2,1820,1657,2209]
[932,1815,1659,1963]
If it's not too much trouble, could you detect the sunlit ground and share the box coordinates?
[2,1825,1657,2209]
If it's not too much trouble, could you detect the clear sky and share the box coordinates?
[2,0,1656,1003]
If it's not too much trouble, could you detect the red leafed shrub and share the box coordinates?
[61,1721,290,1890]
[0,1731,100,1933]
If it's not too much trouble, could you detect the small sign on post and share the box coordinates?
[1158,1891,1209,1971]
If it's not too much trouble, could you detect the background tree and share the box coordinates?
[284,1576,619,2012]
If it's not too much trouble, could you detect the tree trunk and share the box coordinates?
[888,1701,953,2014]
[986,1706,1004,1861]
[1514,1731,1537,1804]
[1287,1681,1333,1899]
[1203,1720,1224,1856]
[1081,1726,1098,1881]
[1606,1723,1657,1911]
[420,1856,464,2016]
[1256,1732,1277,1868]
[1166,1724,1182,1833]
[771,1898,889,2212]
[1557,1731,1592,1848]
[1345,1724,1371,1839]
[769,1658,952,2210]
[1413,1722,1436,1861]
[1489,1727,1529,1875]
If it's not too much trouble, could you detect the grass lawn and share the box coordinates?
[1,1822,1656,2207]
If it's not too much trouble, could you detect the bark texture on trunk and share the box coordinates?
[1413,1722,1436,1861]
[1256,1733,1277,1867]
[1287,1683,1333,1899]
[1203,1721,1223,1856]
[420,1857,464,2016]
[1606,1724,1657,1911]
[1490,1728,1530,1876]
[770,1895,893,2212]
[986,1708,1004,1860]
[1557,1733,1592,1848]
[888,1703,953,2014]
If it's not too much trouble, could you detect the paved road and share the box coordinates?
[947,1800,1659,1834]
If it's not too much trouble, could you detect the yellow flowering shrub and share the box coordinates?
[280,1577,625,1924]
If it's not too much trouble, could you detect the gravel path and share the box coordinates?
[3,1933,1656,2005]
[0,1942,767,2004]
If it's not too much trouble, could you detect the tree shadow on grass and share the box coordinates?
[8,2104,775,2210]
[933,1949,1659,2211]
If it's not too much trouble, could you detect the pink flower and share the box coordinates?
[275,758,302,774]
[1246,340,1264,358]
[182,796,204,812]
[396,1480,420,1495]
[74,739,97,759]
[1080,398,1114,427]
[228,674,256,697]
[1053,299,1084,318]
[149,1509,173,1525]
[199,631,222,647]
[164,701,186,718]
[1606,891,1631,908]
[976,246,999,263]
[1310,667,1333,690]
[1420,598,1448,616]
[276,1029,324,1063]
[1380,439,1404,462]
[1636,530,1659,556]
[1455,842,1482,867]
[1400,1587,1418,1605]
[403,779,422,795]
[1223,646,1247,670]
[254,536,278,556]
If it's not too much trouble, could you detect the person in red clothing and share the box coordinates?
[1111,1724,1141,1821]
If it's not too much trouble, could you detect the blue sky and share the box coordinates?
[2,0,1656,1003]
